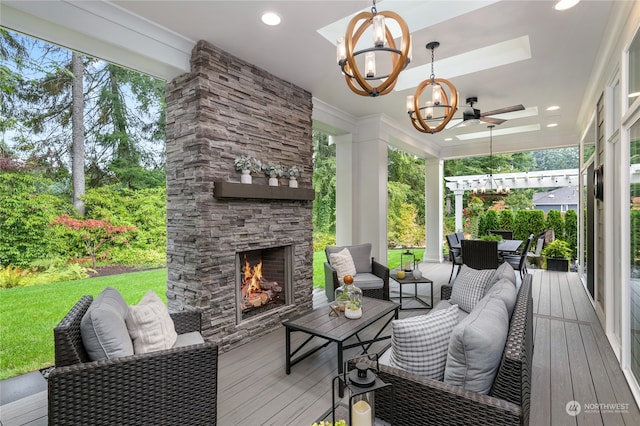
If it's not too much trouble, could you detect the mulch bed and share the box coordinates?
[88,265,160,278]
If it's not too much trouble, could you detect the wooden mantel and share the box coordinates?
[213,181,315,201]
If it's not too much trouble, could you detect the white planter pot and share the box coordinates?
[288,178,298,188]
[344,307,362,319]
[268,177,279,186]
[240,170,252,184]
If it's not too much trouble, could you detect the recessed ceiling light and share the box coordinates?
[261,12,281,26]
[546,105,560,111]
[628,92,640,98]
[445,138,453,141]
[547,123,558,128]
[554,0,580,11]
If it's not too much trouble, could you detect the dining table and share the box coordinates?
[451,239,523,253]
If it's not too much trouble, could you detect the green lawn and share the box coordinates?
[0,269,167,380]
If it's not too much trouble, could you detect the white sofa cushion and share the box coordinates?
[388,304,459,380]
[125,290,178,354]
[329,248,357,280]
[450,265,495,313]
[80,286,134,361]
[444,291,510,394]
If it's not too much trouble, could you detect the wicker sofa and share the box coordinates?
[48,294,218,425]
[372,273,533,426]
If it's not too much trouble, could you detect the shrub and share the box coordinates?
[0,265,29,289]
[313,232,336,252]
[483,210,499,235]
[564,209,578,259]
[514,210,546,240]
[546,210,565,240]
[541,239,572,260]
[0,173,71,267]
[499,209,514,230]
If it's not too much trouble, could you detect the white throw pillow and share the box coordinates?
[125,290,178,354]
[388,304,459,380]
[329,248,357,280]
[450,265,495,313]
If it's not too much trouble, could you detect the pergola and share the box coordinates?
[445,168,580,231]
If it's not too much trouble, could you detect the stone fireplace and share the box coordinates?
[236,245,292,323]
[164,40,314,352]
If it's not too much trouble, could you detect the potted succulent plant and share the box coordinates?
[284,165,301,188]
[234,155,260,184]
[262,162,283,186]
[541,239,572,271]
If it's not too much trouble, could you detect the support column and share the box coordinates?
[332,134,354,246]
[454,189,464,232]
[425,158,444,263]
[353,132,388,265]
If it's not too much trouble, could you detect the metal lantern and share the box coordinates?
[331,356,393,426]
[400,249,414,272]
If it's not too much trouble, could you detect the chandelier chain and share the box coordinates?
[430,46,435,81]
[371,0,377,15]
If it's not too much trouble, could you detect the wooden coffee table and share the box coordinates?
[283,297,399,377]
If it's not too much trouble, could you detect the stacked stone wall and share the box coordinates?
[165,40,313,351]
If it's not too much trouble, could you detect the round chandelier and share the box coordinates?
[406,42,458,134]
[336,0,411,97]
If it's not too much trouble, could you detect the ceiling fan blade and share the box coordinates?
[481,104,525,117]
[481,116,506,125]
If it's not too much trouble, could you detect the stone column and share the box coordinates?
[425,158,444,263]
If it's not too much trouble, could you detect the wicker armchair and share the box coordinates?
[324,243,389,302]
[373,274,533,426]
[48,295,218,425]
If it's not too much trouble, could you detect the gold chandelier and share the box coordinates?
[406,42,458,134]
[336,0,411,97]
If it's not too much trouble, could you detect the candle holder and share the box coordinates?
[331,355,393,426]
[400,249,415,272]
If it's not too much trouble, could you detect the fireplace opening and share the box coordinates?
[236,245,292,322]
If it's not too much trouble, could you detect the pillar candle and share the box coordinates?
[352,400,372,426]
[404,260,411,270]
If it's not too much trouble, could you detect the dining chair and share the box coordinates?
[461,239,499,270]
[446,233,463,283]
[455,231,465,244]
[488,229,514,240]
[527,234,546,268]
[504,234,534,279]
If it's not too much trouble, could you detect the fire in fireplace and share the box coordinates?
[236,246,292,322]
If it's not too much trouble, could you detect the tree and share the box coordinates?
[71,51,85,214]
[1,30,166,190]
[312,131,336,234]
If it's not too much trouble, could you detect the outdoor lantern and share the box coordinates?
[401,249,414,272]
[331,356,393,426]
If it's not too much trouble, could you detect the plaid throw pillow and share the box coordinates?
[450,265,495,313]
[388,304,459,380]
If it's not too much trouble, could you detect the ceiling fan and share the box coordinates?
[452,96,525,128]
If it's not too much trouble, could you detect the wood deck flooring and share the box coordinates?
[1,263,639,425]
